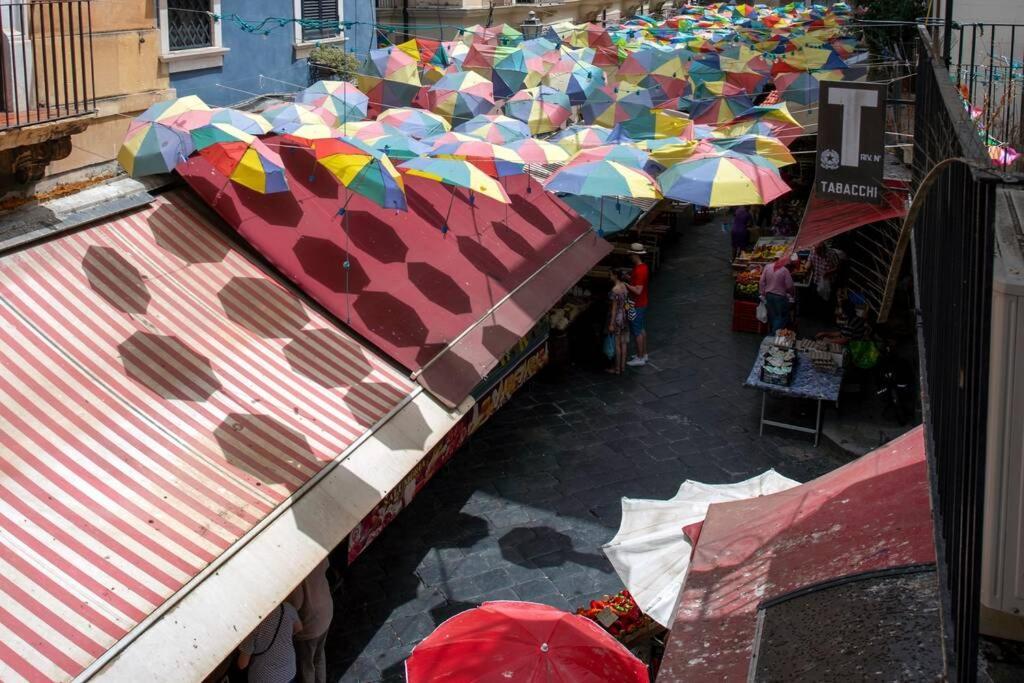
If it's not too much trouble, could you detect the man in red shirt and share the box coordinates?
[625,243,650,367]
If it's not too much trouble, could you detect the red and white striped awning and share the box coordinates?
[0,191,414,682]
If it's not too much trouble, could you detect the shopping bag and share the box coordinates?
[756,301,768,324]
[603,334,616,360]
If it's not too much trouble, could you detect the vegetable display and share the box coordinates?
[576,589,653,640]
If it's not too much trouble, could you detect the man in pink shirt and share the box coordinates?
[759,256,796,333]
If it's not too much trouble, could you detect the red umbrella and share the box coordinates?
[406,601,649,683]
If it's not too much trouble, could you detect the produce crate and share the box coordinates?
[732,300,768,334]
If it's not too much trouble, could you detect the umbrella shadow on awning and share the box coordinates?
[456,235,509,281]
[346,211,410,264]
[490,221,537,260]
[293,237,371,294]
[352,291,429,348]
[82,245,151,314]
[283,328,374,388]
[147,203,232,264]
[213,412,318,486]
[508,193,557,235]
[407,262,472,315]
[118,331,221,402]
[218,276,310,338]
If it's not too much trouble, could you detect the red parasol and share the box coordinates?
[406,601,649,683]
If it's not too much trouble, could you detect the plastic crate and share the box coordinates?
[732,300,768,334]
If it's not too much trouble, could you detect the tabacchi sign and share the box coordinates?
[815,81,887,204]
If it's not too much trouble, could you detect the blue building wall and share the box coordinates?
[171,0,376,107]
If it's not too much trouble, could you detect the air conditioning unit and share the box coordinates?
[981,185,1024,639]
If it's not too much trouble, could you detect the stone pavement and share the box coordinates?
[325,216,850,682]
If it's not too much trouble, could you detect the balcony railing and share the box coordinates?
[0,0,95,131]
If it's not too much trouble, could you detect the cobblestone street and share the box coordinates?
[327,217,849,682]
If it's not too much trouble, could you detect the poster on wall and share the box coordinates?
[815,81,887,205]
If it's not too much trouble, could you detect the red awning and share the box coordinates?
[0,191,413,682]
[793,188,908,251]
[178,137,609,406]
[658,426,934,682]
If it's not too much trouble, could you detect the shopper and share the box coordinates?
[759,255,796,333]
[809,241,840,312]
[293,559,333,683]
[625,243,650,367]
[606,268,629,375]
[237,597,303,683]
[730,205,753,258]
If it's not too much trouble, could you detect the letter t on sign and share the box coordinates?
[827,87,879,167]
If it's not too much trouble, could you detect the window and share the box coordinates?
[297,0,343,43]
[167,0,214,51]
[158,1,228,73]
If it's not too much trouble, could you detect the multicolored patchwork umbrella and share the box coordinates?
[399,156,510,205]
[118,120,194,177]
[611,108,693,141]
[311,136,407,210]
[503,86,572,135]
[463,43,528,99]
[632,136,701,166]
[298,80,369,125]
[427,70,495,126]
[261,102,334,136]
[551,125,617,154]
[198,134,288,194]
[581,83,668,127]
[773,69,843,106]
[136,95,212,128]
[684,93,755,124]
[454,114,531,144]
[567,144,662,174]
[658,151,790,206]
[707,134,795,167]
[429,137,525,178]
[542,58,606,106]
[355,126,431,161]
[726,102,803,144]
[505,137,571,164]
[376,107,451,139]
[545,160,661,199]
[357,46,423,115]
[209,107,272,135]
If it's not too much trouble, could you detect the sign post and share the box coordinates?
[815,81,887,205]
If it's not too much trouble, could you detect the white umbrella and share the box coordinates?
[601,470,799,627]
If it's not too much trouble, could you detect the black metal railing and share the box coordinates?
[913,25,1004,683]
[0,0,95,130]
[937,21,1024,171]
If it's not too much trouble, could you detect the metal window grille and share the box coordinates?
[300,0,339,43]
[168,0,213,51]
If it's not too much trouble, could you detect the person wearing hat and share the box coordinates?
[624,243,650,367]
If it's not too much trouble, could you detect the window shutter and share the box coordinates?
[301,0,340,42]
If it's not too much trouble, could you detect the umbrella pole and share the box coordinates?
[341,191,354,324]
[443,186,457,237]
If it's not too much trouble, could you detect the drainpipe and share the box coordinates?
[943,0,954,66]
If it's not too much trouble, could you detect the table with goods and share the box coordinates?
[744,332,846,445]
[577,589,667,677]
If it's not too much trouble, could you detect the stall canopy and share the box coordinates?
[177,138,610,407]
[793,187,908,251]
[0,191,414,682]
[658,426,935,681]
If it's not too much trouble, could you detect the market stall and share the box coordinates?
[731,236,811,333]
[744,332,846,445]
[576,590,668,677]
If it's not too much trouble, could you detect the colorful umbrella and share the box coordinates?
[632,136,702,166]
[118,120,194,177]
[542,57,606,106]
[136,95,212,129]
[406,602,648,683]
[658,151,790,206]
[399,156,510,204]
[427,70,495,126]
[707,134,795,167]
[357,46,423,115]
[463,43,528,99]
[429,137,525,178]
[198,133,288,194]
[773,69,843,106]
[297,80,369,125]
[503,85,572,135]
[376,107,451,139]
[581,83,668,127]
[684,93,755,124]
[545,159,661,199]
[504,137,571,164]
[551,124,617,154]
[611,108,693,141]
[454,113,531,143]
[356,127,431,161]
[209,107,272,135]
[310,136,407,210]
[567,144,662,174]
[261,102,334,137]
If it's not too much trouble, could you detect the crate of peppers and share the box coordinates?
[576,589,658,643]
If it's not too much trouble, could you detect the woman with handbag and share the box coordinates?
[605,269,629,375]
[236,598,303,683]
